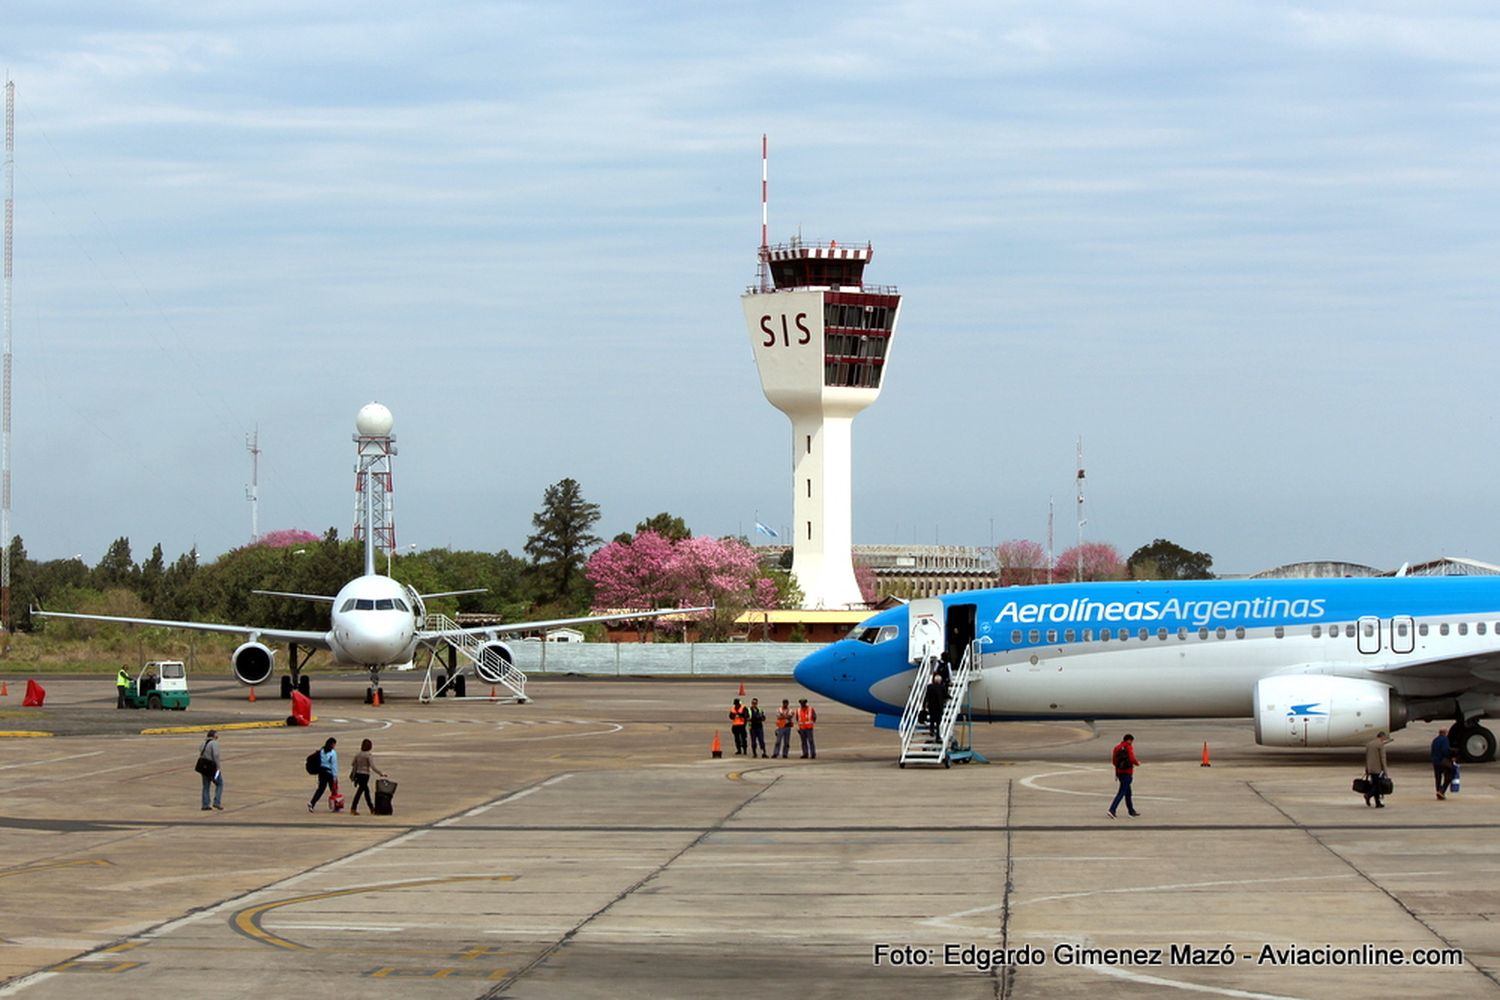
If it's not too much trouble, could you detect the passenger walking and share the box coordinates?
[1107,734,1140,818]
[797,698,817,759]
[116,665,131,709]
[309,737,338,812]
[729,698,749,755]
[349,738,388,816]
[748,697,768,758]
[772,698,793,758]
[924,670,948,739]
[1364,731,1392,808]
[197,729,223,811]
[1431,727,1454,800]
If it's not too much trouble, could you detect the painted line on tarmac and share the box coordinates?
[439,773,574,824]
[0,859,113,881]
[141,718,318,735]
[0,750,104,770]
[1019,765,1182,801]
[0,730,53,738]
[231,875,519,950]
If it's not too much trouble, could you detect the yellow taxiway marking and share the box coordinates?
[0,730,53,738]
[0,859,113,881]
[232,875,517,951]
[141,718,317,735]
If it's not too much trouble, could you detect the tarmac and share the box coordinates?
[0,672,1496,999]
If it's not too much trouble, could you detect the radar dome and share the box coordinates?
[355,402,394,437]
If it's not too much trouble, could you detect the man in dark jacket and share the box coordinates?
[747,698,768,758]
[1431,728,1454,800]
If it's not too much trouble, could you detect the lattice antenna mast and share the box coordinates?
[757,133,771,293]
[1075,436,1086,582]
[2,80,14,631]
[352,403,396,578]
[244,427,260,543]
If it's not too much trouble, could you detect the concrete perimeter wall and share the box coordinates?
[508,642,825,677]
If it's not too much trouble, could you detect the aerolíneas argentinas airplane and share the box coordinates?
[794,577,1500,762]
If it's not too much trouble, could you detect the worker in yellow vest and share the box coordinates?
[728,698,749,755]
[116,665,131,709]
[797,698,817,759]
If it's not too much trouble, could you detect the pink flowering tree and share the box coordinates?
[1053,542,1124,582]
[584,530,679,639]
[995,539,1048,586]
[664,535,779,641]
[256,528,322,549]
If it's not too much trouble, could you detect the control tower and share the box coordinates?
[741,238,902,609]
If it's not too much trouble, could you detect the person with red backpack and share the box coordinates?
[1107,734,1140,818]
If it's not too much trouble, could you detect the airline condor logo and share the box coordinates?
[993,596,1328,629]
[1287,703,1328,718]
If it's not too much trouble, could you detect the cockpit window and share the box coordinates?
[340,599,356,612]
[393,598,409,612]
[356,599,375,610]
[851,624,900,644]
[375,599,394,610]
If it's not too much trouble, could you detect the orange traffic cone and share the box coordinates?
[247,686,256,703]
[711,731,723,759]
[372,688,382,707]
[490,685,498,701]
[1201,741,1212,767]
[0,680,7,697]
[737,681,746,697]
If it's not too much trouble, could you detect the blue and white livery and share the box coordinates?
[794,577,1500,762]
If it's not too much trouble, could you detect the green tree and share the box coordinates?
[94,536,138,590]
[1127,539,1215,580]
[524,478,601,607]
[138,543,166,609]
[634,512,691,542]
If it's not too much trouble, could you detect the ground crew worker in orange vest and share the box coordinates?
[797,698,817,759]
[772,698,794,758]
[729,698,749,755]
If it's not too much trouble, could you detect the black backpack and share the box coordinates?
[305,750,321,775]
[1112,745,1131,769]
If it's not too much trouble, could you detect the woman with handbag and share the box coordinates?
[196,730,222,811]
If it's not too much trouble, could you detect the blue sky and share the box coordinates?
[6,1,1500,575]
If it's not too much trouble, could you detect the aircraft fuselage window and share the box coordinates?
[1458,622,1468,636]
[1362,622,1375,638]
[1177,627,1187,640]
[1311,625,1322,638]
[1418,623,1429,636]
[1120,629,1130,642]
[1064,629,1076,642]
[1395,622,1408,637]
[1012,630,1022,644]
[1082,629,1094,642]
[1198,627,1209,640]
[1235,626,1246,639]
[1274,626,1284,638]
[1100,628,1113,640]
[1047,629,1057,643]
[1345,624,1356,638]
[1215,627,1227,640]
[1029,629,1040,643]
[1137,627,1149,641]
[1440,623,1450,636]
[1156,627,1167,641]
[1479,622,1488,636]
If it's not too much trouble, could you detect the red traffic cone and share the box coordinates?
[248,686,256,703]
[711,731,723,759]
[0,680,8,697]
[490,685,497,701]
[1200,741,1212,767]
[737,681,745,697]
[372,688,382,707]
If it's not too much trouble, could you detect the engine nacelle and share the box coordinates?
[474,639,515,685]
[1254,675,1405,747]
[232,641,276,686]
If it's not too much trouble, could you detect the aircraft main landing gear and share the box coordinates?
[1450,721,1497,763]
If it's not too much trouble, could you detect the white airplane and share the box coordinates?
[796,576,1500,762]
[35,411,700,702]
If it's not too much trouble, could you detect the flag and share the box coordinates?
[755,521,778,539]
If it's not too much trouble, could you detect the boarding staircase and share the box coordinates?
[418,612,528,704]
[898,641,976,767]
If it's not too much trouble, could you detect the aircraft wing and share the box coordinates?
[1363,649,1500,690]
[31,609,330,648]
[417,606,710,641]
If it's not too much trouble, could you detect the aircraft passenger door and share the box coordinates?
[1356,616,1381,655]
[1389,616,1415,655]
[946,603,977,665]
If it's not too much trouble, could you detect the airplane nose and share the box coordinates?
[794,645,838,698]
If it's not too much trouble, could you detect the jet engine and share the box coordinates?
[474,640,516,685]
[1254,675,1406,747]
[232,641,276,686]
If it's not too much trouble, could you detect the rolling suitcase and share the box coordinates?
[374,777,397,816]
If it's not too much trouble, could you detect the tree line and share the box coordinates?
[995,537,1214,585]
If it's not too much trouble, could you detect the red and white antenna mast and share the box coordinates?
[757,133,771,292]
[2,79,14,631]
